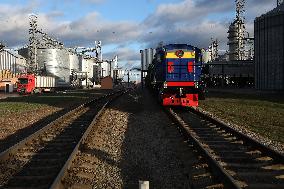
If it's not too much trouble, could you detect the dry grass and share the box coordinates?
[199,91,284,143]
[0,89,110,141]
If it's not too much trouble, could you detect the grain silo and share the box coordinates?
[254,3,284,90]
[37,48,70,86]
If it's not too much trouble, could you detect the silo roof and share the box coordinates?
[256,3,284,20]
[267,3,284,14]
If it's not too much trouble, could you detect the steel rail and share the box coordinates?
[188,107,284,162]
[165,107,241,189]
[50,90,127,189]
[0,90,124,188]
[0,92,111,162]
[166,106,284,189]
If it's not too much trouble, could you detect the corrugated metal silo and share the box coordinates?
[79,56,96,87]
[254,4,284,90]
[140,50,145,71]
[37,48,70,86]
[100,61,110,77]
[142,49,147,70]
[69,53,80,74]
[144,48,155,70]
[0,50,26,73]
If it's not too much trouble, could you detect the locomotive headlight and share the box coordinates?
[175,50,184,58]
[163,82,167,88]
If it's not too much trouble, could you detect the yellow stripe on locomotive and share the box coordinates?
[166,51,195,59]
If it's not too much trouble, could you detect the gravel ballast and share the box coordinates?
[64,89,197,189]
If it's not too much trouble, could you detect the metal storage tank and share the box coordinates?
[69,53,80,74]
[79,56,95,87]
[140,50,146,71]
[254,4,284,90]
[37,48,70,86]
[100,61,110,78]
[145,48,155,70]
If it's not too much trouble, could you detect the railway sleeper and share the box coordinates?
[215,151,262,159]
[4,175,55,187]
[235,171,284,183]
[35,146,74,153]
[190,172,216,189]
[217,156,267,163]
[21,157,67,165]
[16,166,59,176]
[245,183,284,189]
[225,162,275,169]
[207,144,247,151]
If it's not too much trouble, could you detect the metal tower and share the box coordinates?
[28,14,38,73]
[227,0,246,61]
[0,42,5,51]
[236,0,245,20]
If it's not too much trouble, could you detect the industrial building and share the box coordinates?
[0,49,27,92]
[254,2,284,91]
[227,0,254,61]
[0,49,26,74]
[15,15,125,89]
[205,61,254,88]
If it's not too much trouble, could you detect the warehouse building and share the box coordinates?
[0,49,26,74]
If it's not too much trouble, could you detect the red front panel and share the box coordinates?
[166,81,195,87]
[162,93,198,107]
[188,61,193,73]
[167,62,174,73]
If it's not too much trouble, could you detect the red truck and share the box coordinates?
[17,74,56,94]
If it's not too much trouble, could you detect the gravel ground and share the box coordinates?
[0,106,60,140]
[64,88,199,189]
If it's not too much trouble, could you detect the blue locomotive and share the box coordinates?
[146,44,204,106]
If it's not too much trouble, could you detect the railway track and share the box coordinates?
[0,90,124,189]
[166,107,284,189]
[0,90,111,153]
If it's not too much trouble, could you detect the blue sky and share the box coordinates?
[0,0,276,68]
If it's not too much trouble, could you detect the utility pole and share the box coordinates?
[127,71,130,87]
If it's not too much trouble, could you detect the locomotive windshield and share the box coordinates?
[164,44,190,50]
[18,78,28,84]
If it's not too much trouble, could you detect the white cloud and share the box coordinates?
[0,0,279,67]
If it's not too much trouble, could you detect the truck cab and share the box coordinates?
[17,74,35,94]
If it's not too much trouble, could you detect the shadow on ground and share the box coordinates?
[0,89,113,153]
[106,88,189,188]
[0,89,113,108]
